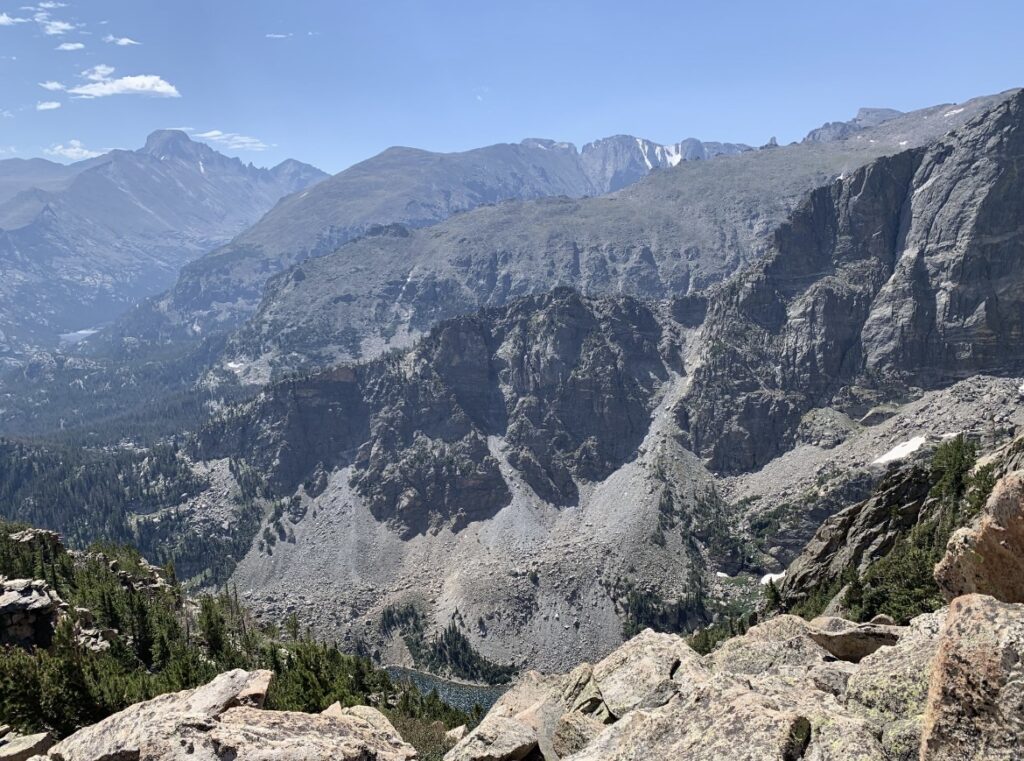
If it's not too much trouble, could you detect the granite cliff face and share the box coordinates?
[680,89,1024,474]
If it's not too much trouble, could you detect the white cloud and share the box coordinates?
[1,110,13,119]
[36,100,62,110]
[0,146,17,155]
[39,80,66,91]
[45,139,102,161]
[69,74,180,98]
[56,41,83,50]
[35,13,74,35]
[82,64,115,81]
[193,129,271,151]
[38,1,68,8]
[103,34,140,46]
[0,12,29,25]
[265,32,291,38]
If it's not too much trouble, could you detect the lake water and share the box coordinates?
[386,666,508,714]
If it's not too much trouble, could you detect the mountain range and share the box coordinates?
[2,88,1021,685]
[159,89,1024,672]
[101,134,752,355]
[0,130,327,358]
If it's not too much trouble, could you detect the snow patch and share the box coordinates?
[1018,380,1024,397]
[198,160,205,175]
[873,435,928,465]
[944,107,965,117]
[760,571,785,586]
[715,571,731,579]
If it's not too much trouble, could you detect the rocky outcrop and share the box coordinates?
[0,578,65,648]
[199,290,677,535]
[935,470,1024,602]
[680,89,1024,474]
[781,465,934,608]
[444,618,918,761]
[32,669,416,761]
[920,594,1024,760]
[0,728,53,761]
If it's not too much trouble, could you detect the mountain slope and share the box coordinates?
[222,91,1013,381]
[682,88,1024,474]
[0,131,326,358]
[103,134,750,351]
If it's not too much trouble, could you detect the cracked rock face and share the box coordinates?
[680,90,1024,475]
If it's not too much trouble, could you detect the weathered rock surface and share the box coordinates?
[34,669,416,761]
[806,616,901,662]
[920,594,1024,760]
[0,731,53,761]
[935,469,1024,602]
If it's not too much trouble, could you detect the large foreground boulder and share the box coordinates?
[31,669,416,761]
[920,594,1024,760]
[935,470,1024,603]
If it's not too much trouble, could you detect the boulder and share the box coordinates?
[443,715,539,761]
[565,674,816,761]
[589,628,704,718]
[846,609,945,756]
[445,724,468,743]
[550,711,604,757]
[322,702,399,736]
[35,669,415,761]
[935,470,1024,603]
[920,594,1024,760]
[806,616,902,662]
[0,732,53,761]
[703,615,831,676]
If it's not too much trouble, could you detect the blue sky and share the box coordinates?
[1,0,1022,173]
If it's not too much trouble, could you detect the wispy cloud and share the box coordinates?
[82,64,114,81]
[0,146,17,155]
[45,139,102,161]
[36,101,62,111]
[103,34,140,46]
[38,1,68,8]
[193,129,271,151]
[1,110,13,119]
[34,12,74,35]
[68,65,180,98]
[0,12,30,25]
[56,41,83,50]
[265,32,291,39]
[39,80,66,91]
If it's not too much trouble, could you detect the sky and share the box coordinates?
[1,0,1022,174]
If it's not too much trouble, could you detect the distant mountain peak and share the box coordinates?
[803,107,903,144]
[140,129,209,160]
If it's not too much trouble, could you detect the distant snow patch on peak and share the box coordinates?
[872,435,928,465]
[944,107,965,117]
[760,571,785,585]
